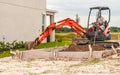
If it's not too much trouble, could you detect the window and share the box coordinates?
[42,14,45,31]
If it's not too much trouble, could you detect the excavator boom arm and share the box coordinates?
[34,18,86,45]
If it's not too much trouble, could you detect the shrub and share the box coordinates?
[0,41,25,51]
[0,42,11,51]
[11,40,25,49]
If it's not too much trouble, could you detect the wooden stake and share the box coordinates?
[111,45,118,55]
[88,44,93,59]
[93,31,97,45]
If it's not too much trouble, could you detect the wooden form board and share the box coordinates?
[18,48,114,60]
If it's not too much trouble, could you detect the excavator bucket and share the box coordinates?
[25,41,36,50]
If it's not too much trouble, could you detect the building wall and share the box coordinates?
[0,0,46,42]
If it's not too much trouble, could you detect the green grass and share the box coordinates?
[111,32,120,40]
[0,48,25,58]
[0,51,12,58]
[111,32,120,34]
[36,32,74,49]
[36,41,71,48]
[56,32,78,41]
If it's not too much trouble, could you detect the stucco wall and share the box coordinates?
[0,0,46,42]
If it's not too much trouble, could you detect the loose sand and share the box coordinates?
[0,57,120,75]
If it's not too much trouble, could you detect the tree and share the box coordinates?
[110,27,120,32]
[55,27,73,33]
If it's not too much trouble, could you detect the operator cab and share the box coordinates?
[86,6,111,41]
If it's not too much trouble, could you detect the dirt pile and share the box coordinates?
[61,44,105,52]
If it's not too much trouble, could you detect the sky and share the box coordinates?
[47,0,120,27]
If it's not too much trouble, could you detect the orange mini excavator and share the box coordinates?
[26,6,119,49]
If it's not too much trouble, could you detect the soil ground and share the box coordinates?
[61,44,105,52]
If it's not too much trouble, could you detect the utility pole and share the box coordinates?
[75,14,80,37]
[76,14,80,24]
